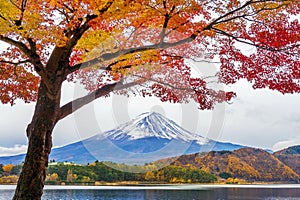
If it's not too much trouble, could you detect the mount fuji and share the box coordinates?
[0,112,245,165]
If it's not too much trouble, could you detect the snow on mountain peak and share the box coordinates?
[103,112,207,144]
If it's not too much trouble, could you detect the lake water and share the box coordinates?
[1,185,300,200]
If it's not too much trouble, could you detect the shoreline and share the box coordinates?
[2,183,300,191]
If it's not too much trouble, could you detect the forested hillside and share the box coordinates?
[158,148,299,182]
[274,145,300,176]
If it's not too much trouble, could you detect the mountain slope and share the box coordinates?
[0,112,246,165]
[159,148,299,182]
[274,145,300,176]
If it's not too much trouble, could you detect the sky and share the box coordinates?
[0,78,300,157]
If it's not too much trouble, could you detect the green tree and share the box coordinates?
[219,172,232,179]
[11,165,23,176]
[0,164,3,176]
[47,164,69,180]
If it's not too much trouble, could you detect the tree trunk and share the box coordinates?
[13,80,61,200]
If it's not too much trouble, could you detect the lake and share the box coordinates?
[1,184,300,200]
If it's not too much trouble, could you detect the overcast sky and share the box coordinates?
[0,77,300,156]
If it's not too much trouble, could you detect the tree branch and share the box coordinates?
[212,27,299,52]
[202,0,253,31]
[0,59,30,78]
[133,74,193,92]
[59,80,138,120]
[0,35,31,56]
[65,0,114,50]
[27,38,36,53]
[0,35,46,70]
[161,53,221,64]
[0,59,30,65]
[159,3,174,44]
[202,0,282,31]
[0,13,7,21]
[0,35,56,91]
[67,35,196,74]
[212,2,286,27]
[48,0,115,78]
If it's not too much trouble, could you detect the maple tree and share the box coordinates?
[0,0,299,199]
[2,164,13,175]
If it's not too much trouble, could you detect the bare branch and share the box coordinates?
[0,35,31,55]
[54,8,70,23]
[212,2,286,27]
[0,59,30,65]
[160,13,170,44]
[161,53,221,64]
[203,0,254,31]
[59,83,116,120]
[0,13,7,21]
[62,3,76,13]
[134,74,193,92]
[59,80,138,120]
[131,73,216,96]
[212,27,300,53]
[27,38,36,52]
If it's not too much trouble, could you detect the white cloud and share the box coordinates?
[272,139,300,152]
[0,144,28,156]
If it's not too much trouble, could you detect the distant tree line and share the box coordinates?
[46,161,217,184]
[0,161,217,184]
[0,163,22,184]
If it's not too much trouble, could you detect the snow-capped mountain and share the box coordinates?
[100,112,208,144]
[0,112,246,165]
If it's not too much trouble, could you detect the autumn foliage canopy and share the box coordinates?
[0,0,299,109]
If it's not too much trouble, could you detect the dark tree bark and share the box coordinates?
[13,80,62,200]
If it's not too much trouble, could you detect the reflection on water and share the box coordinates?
[1,186,300,200]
